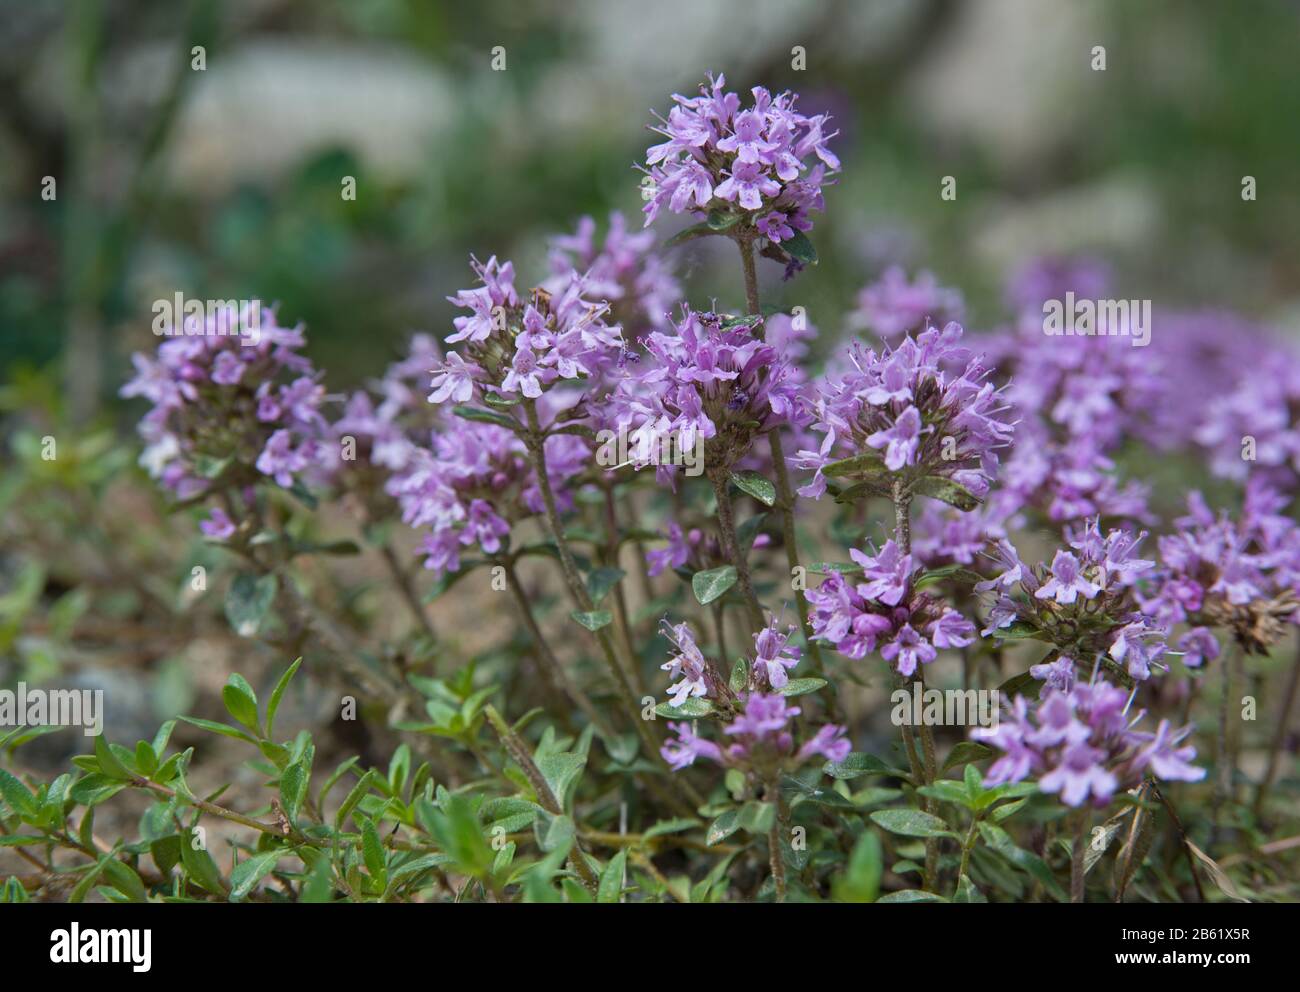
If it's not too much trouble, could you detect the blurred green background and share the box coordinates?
[3,0,1299,419]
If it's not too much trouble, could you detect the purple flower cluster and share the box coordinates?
[1142,484,1300,656]
[662,692,850,771]
[121,303,329,508]
[433,255,624,406]
[603,307,805,478]
[795,322,1013,501]
[657,619,848,772]
[977,520,1168,681]
[389,414,587,576]
[806,539,976,675]
[642,73,839,243]
[974,675,1204,807]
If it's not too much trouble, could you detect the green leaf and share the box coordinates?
[266,657,302,739]
[177,716,258,744]
[995,669,1046,699]
[877,889,948,903]
[737,800,776,835]
[942,741,994,773]
[535,752,586,809]
[653,698,713,719]
[221,674,260,731]
[570,609,613,632]
[585,567,625,605]
[912,476,981,511]
[832,830,882,903]
[707,210,740,231]
[229,850,282,902]
[643,818,700,841]
[134,741,158,777]
[990,622,1047,643]
[824,752,905,781]
[706,810,741,846]
[450,405,519,430]
[869,809,956,839]
[978,821,1067,901]
[955,874,987,903]
[736,513,768,553]
[0,769,37,818]
[917,780,975,808]
[781,230,817,266]
[224,573,278,638]
[810,560,865,576]
[597,849,628,903]
[68,774,127,807]
[664,221,720,248]
[180,831,227,895]
[692,565,737,605]
[779,677,827,697]
[914,565,984,591]
[94,735,133,781]
[334,769,376,830]
[280,761,309,824]
[299,857,335,903]
[420,795,493,879]
[362,817,388,890]
[730,470,776,506]
[70,847,119,904]
[823,452,888,478]
[729,658,748,694]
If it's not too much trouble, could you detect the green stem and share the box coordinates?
[710,468,766,631]
[501,557,613,738]
[954,815,980,895]
[483,705,600,894]
[521,403,703,814]
[733,236,823,672]
[892,479,939,889]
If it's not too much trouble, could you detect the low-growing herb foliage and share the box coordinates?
[2,73,1297,905]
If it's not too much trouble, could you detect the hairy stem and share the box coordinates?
[521,403,703,813]
[733,236,824,672]
[892,479,939,889]
[501,558,614,738]
[484,705,600,893]
[768,778,788,902]
[379,541,436,639]
[710,468,767,631]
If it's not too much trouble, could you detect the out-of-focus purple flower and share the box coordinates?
[256,429,313,487]
[852,266,964,339]
[661,721,725,770]
[1176,627,1219,668]
[660,620,711,706]
[797,723,852,764]
[547,212,680,340]
[752,619,801,689]
[1030,656,1077,692]
[120,303,330,505]
[1130,720,1206,783]
[199,507,237,540]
